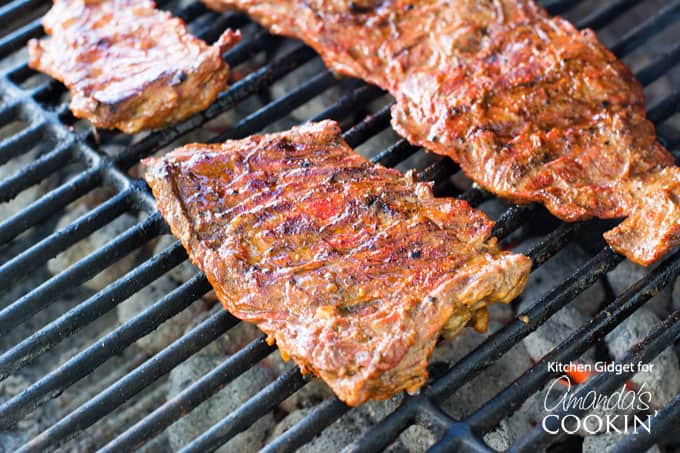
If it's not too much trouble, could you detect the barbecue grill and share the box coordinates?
[0,0,679,451]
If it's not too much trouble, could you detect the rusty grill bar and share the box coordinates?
[0,0,679,451]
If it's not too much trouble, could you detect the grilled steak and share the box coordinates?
[29,0,240,134]
[143,121,530,405]
[204,0,680,266]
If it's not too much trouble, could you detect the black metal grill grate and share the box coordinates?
[0,0,679,451]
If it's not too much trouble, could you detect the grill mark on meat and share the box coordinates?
[204,0,680,265]
[144,121,531,405]
[28,0,240,133]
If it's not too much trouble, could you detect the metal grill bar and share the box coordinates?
[0,269,208,429]
[372,139,419,167]
[0,189,131,288]
[512,308,680,451]
[0,0,47,30]
[0,240,184,383]
[261,398,347,453]
[222,29,276,66]
[0,141,73,202]
[637,41,680,85]
[649,90,680,124]
[171,0,207,22]
[100,335,275,453]
[19,309,240,452]
[428,423,489,453]
[465,250,680,435]
[542,0,578,16]
[6,60,34,84]
[490,205,538,239]
[0,122,46,166]
[342,103,392,149]
[613,393,680,453]
[211,70,338,142]
[0,167,101,245]
[346,247,625,452]
[309,83,383,123]
[31,81,67,105]
[458,187,490,206]
[575,0,645,30]
[0,0,677,451]
[0,17,41,58]
[196,13,250,44]
[0,213,164,330]
[420,157,459,186]
[0,100,22,124]
[181,367,307,453]
[610,0,680,56]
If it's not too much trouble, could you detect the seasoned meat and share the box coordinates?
[204,0,680,266]
[29,0,240,134]
[143,121,531,406]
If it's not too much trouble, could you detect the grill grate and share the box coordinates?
[0,0,678,451]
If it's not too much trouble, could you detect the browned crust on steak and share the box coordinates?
[203,0,680,266]
[143,121,531,405]
[29,0,240,133]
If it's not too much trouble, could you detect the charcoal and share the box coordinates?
[363,394,404,423]
[442,342,532,419]
[270,407,312,439]
[116,275,208,355]
[482,388,560,450]
[47,203,140,291]
[168,354,276,452]
[0,431,25,453]
[430,324,488,365]
[218,321,263,355]
[484,417,520,452]
[0,145,52,222]
[583,431,660,453]
[270,43,342,122]
[521,306,595,363]
[519,244,606,317]
[279,376,334,412]
[607,261,672,318]
[605,308,680,408]
[302,408,370,452]
[153,235,199,284]
[399,425,438,453]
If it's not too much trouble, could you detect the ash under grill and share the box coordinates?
[1,0,680,452]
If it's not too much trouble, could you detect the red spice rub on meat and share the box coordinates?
[29,0,240,133]
[203,0,680,265]
[143,121,531,405]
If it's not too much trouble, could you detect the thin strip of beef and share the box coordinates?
[203,0,680,266]
[143,121,531,406]
[29,0,240,133]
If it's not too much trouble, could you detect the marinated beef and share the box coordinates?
[204,0,680,265]
[144,121,531,405]
[29,0,240,133]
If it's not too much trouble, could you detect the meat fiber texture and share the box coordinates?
[29,0,240,133]
[143,121,530,406]
[203,0,680,266]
